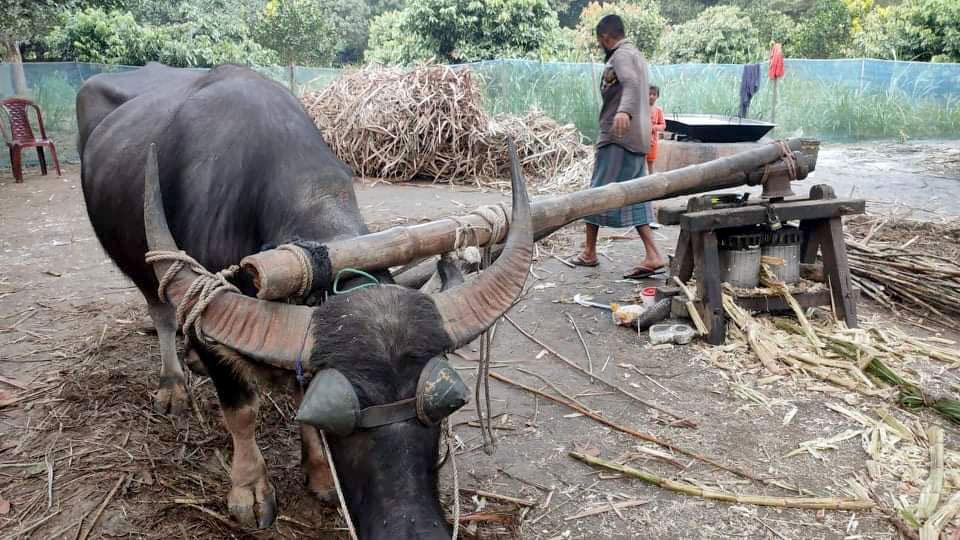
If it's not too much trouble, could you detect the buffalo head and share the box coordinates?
[142,143,532,538]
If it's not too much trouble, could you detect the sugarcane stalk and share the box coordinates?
[723,293,781,375]
[915,427,944,520]
[760,265,823,349]
[920,492,960,540]
[488,372,762,483]
[569,452,875,511]
[672,277,708,335]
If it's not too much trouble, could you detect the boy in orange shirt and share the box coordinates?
[647,85,665,172]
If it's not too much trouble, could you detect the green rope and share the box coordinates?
[333,268,380,294]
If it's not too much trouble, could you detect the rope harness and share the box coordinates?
[277,243,314,299]
[145,250,240,346]
[315,269,462,539]
[146,249,471,538]
[449,204,508,456]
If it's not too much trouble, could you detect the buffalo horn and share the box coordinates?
[142,144,316,370]
[430,142,532,349]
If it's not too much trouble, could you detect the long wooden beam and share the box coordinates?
[243,138,818,299]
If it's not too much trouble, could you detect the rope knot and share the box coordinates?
[144,250,241,346]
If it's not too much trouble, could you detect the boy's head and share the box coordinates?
[649,85,660,106]
[595,15,625,53]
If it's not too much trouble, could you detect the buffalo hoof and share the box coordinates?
[228,476,277,529]
[153,381,189,415]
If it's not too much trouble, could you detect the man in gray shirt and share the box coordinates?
[567,14,665,280]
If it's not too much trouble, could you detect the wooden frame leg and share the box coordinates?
[694,231,726,344]
[799,220,820,264]
[817,217,858,328]
[671,229,695,282]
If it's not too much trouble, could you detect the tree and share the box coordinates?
[852,0,960,62]
[44,9,153,64]
[742,5,796,49]
[365,10,432,64]
[398,0,564,63]
[44,7,277,67]
[318,0,371,65]
[1,0,76,95]
[368,0,405,17]
[552,0,590,28]
[574,1,667,60]
[657,5,763,64]
[790,0,853,58]
[253,0,337,66]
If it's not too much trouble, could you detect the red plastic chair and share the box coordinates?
[1,98,62,183]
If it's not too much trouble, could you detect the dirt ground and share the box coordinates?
[1,141,959,540]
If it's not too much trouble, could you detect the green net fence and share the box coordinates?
[2,59,959,169]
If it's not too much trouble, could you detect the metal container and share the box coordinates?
[664,114,776,143]
[719,246,761,288]
[762,225,803,284]
[762,243,801,284]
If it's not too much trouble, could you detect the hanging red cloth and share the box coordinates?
[768,42,785,80]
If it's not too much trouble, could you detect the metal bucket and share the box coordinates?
[762,243,801,284]
[719,246,761,288]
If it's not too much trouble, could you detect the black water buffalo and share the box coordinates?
[78,63,532,538]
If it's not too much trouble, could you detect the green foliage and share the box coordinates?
[657,5,762,64]
[790,0,853,58]
[365,10,432,64]
[853,6,915,59]
[44,9,155,64]
[742,6,796,48]
[855,0,960,62]
[574,1,667,60]
[659,0,709,24]
[552,0,590,28]
[44,7,277,67]
[368,0,405,17]
[253,0,337,65]
[319,0,371,64]
[397,0,564,62]
[477,60,960,145]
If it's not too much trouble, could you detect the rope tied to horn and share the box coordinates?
[277,243,314,299]
[145,250,240,346]
[448,203,509,457]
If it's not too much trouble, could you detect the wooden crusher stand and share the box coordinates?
[657,155,866,345]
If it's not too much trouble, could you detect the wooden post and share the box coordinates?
[800,184,835,263]
[671,230,694,282]
[288,63,296,94]
[817,217,858,328]
[694,231,726,345]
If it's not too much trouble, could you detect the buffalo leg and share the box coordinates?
[300,424,336,503]
[206,356,277,529]
[148,302,189,414]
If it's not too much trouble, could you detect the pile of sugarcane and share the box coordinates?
[301,64,587,185]
[844,215,960,329]
[703,266,960,425]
